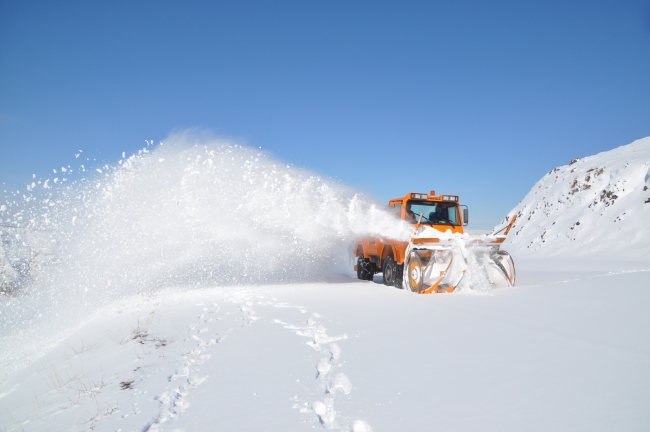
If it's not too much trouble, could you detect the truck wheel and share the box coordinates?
[393,263,404,289]
[383,256,403,288]
[405,252,424,293]
[382,256,396,286]
[357,256,375,281]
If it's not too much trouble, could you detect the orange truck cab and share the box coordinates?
[354,191,469,287]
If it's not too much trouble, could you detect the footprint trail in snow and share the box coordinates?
[272,307,371,431]
[144,305,223,431]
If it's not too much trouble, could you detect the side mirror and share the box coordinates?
[462,207,469,226]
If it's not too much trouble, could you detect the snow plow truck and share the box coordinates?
[354,191,517,293]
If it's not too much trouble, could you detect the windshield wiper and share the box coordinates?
[412,212,433,224]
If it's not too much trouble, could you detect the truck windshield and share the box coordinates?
[405,201,459,226]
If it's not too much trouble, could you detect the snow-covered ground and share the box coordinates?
[2,270,649,431]
[1,135,649,431]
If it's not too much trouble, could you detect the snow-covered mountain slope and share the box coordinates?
[499,137,650,269]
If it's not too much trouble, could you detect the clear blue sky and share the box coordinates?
[1,0,649,228]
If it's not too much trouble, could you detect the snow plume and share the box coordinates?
[498,136,650,269]
[457,245,494,293]
[0,132,411,372]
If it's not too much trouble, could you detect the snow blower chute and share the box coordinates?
[354,192,517,293]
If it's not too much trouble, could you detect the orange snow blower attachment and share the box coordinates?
[403,215,517,293]
[354,191,517,294]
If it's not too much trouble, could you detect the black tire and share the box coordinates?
[393,263,404,288]
[382,256,395,286]
[383,256,404,288]
[357,255,375,281]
